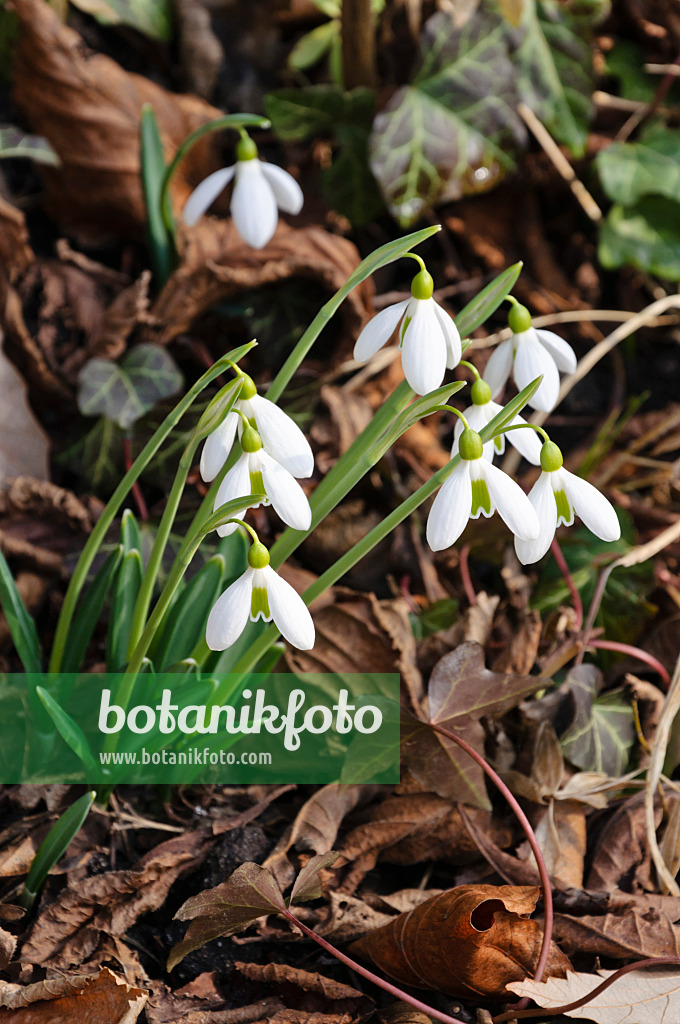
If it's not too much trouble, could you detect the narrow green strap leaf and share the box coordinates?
[120,508,142,553]
[36,687,99,778]
[455,261,523,338]
[151,555,225,670]
[141,104,174,286]
[21,790,96,909]
[61,546,124,674]
[107,550,144,672]
[266,225,442,402]
[0,548,41,673]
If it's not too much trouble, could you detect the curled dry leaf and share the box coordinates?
[0,966,147,1022]
[10,0,222,240]
[147,221,372,348]
[0,927,16,970]
[555,890,680,960]
[235,962,367,1003]
[348,884,571,1000]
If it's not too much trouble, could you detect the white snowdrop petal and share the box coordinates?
[354,299,410,362]
[483,340,513,399]
[536,329,577,374]
[249,395,313,478]
[206,569,254,650]
[433,302,462,369]
[260,162,304,214]
[513,331,560,412]
[183,166,235,226]
[515,472,558,565]
[562,470,621,542]
[214,453,252,537]
[263,566,315,649]
[200,411,240,482]
[504,413,543,465]
[231,161,278,249]
[401,303,447,395]
[481,460,539,540]
[426,464,472,551]
[260,453,312,531]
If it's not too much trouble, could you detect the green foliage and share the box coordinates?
[559,666,635,776]
[0,548,41,673]
[0,127,59,165]
[69,0,172,41]
[60,546,124,673]
[266,86,384,225]
[36,688,99,777]
[78,344,184,430]
[150,555,226,670]
[410,598,459,640]
[531,514,656,645]
[140,105,174,284]
[21,790,96,910]
[287,0,384,82]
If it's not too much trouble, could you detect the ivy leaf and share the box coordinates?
[598,197,680,282]
[169,863,286,970]
[514,0,595,156]
[369,8,525,225]
[596,129,680,206]
[402,642,547,809]
[290,851,340,904]
[559,666,635,777]
[78,344,184,429]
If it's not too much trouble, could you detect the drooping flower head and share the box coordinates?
[183,135,303,249]
[484,300,577,413]
[427,426,540,552]
[353,264,461,396]
[515,440,621,565]
[201,373,314,483]
[452,377,542,465]
[206,539,315,651]
[213,422,311,537]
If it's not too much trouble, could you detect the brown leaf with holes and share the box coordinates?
[21,830,212,968]
[348,884,571,1000]
[0,967,147,1021]
[146,221,372,347]
[10,0,221,240]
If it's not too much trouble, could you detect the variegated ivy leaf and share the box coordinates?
[77,344,184,430]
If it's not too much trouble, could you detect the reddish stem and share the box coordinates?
[491,956,680,1022]
[122,436,149,521]
[283,909,468,1024]
[584,639,670,687]
[430,724,553,1011]
[549,538,582,631]
[460,544,477,605]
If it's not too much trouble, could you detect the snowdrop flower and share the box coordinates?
[515,440,621,565]
[206,540,315,651]
[183,135,303,249]
[353,266,461,396]
[201,374,313,483]
[213,424,311,537]
[484,301,577,413]
[427,427,540,552]
[452,376,542,465]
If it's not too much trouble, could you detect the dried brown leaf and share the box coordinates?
[555,891,680,959]
[10,0,222,240]
[21,831,211,968]
[349,884,571,999]
[235,962,366,1002]
[508,967,680,1023]
[0,967,147,1022]
[0,198,34,281]
[0,928,16,970]
[290,852,340,904]
[586,792,664,893]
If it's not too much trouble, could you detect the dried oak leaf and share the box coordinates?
[0,967,147,1022]
[146,221,372,347]
[10,0,222,240]
[402,642,547,809]
[21,830,212,968]
[348,884,570,1000]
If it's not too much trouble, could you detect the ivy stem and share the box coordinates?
[549,538,583,632]
[282,909,468,1024]
[430,723,553,1010]
[492,956,680,1022]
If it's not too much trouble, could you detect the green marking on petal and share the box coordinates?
[250,469,266,498]
[399,315,412,347]
[494,435,503,451]
[471,477,492,517]
[250,585,271,620]
[554,488,572,525]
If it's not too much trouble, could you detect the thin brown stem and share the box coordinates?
[341,0,377,88]
[459,545,477,606]
[549,538,582,631]
[122,436,149,521]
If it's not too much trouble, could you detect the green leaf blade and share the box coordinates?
[0,548,41,673]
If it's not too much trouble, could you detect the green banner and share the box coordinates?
[0,672,400,784]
